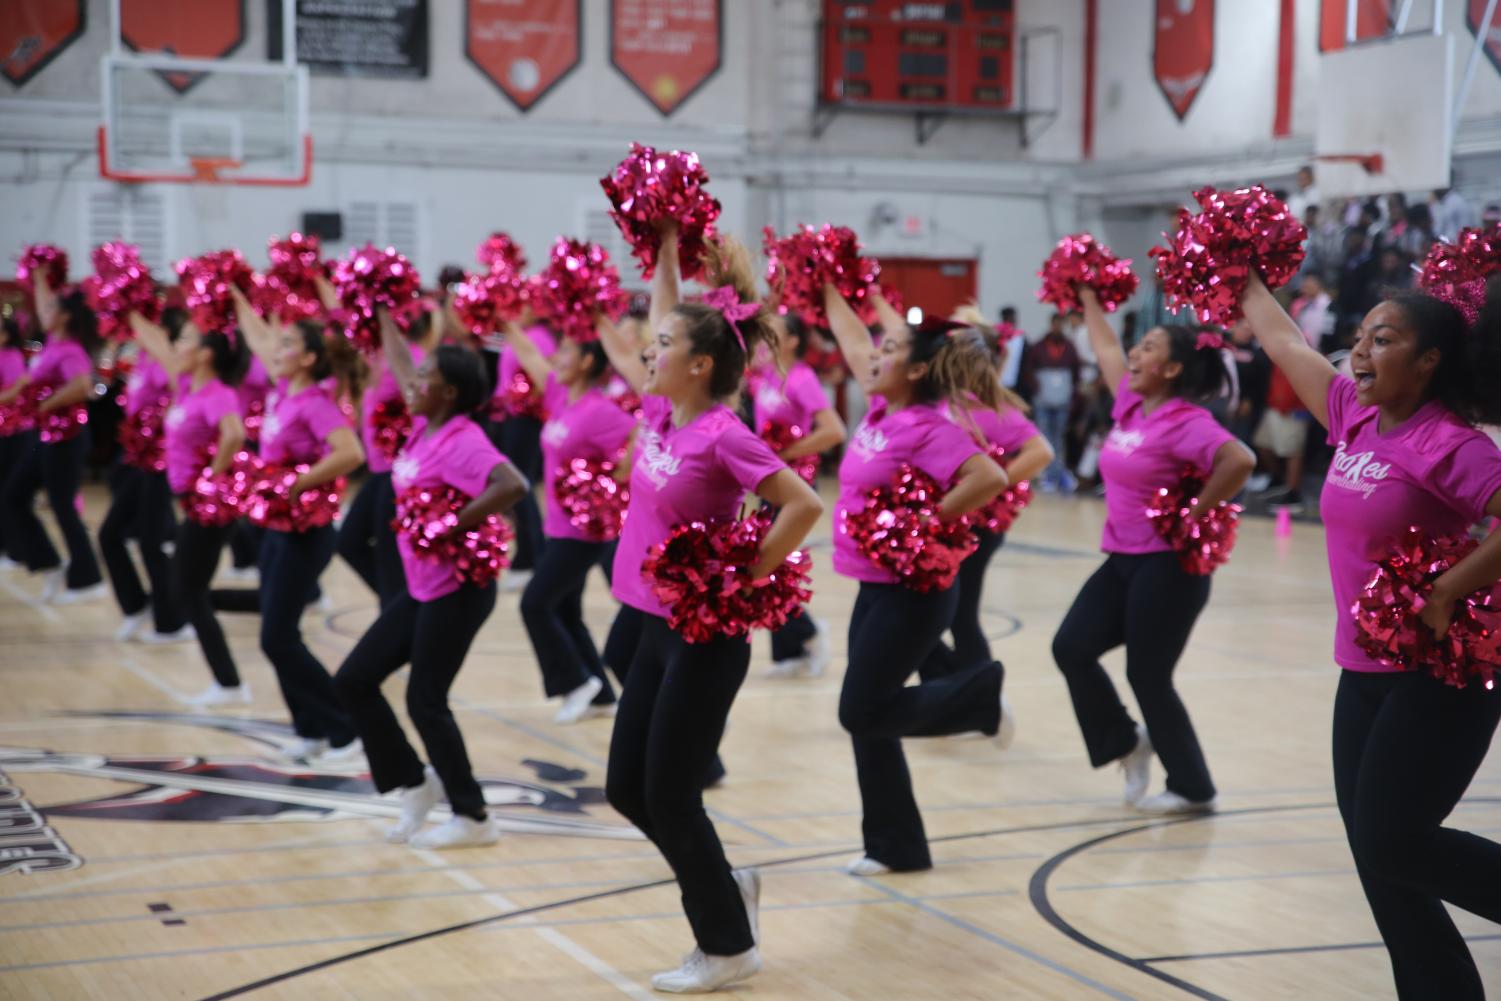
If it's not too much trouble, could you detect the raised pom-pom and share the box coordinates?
[392,485,513,588]
[252,233,326,323]
[531,238,628,343]
[1145,465,1242,575]
[476,232,527,275]
[600,143,721,280]
[17,244,69,291]
[1417,223,1501,327]
[840,465,978,593]
[553,456,630,541]
[83,242,160,341]
[759,419,819,485]
[1037,234,1139,313]
[452,267,529,337]
[763,224,881,328]
[330,243,423,354]
[642,514,813,644]
[1148,186,1307,326]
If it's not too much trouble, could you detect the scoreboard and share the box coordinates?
[820,1,1016,111]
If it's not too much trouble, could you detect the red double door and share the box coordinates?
[876,257,978,322]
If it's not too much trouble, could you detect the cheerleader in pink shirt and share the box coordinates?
[594,226,823,993]
[225,353,273,581]
[1,275,105,602]
[488,322,556,585]
[1052,288,1253,816]
[747,312,847,679]
[0,316,31,569]
[334,311,529,850]
[1241,270,1501,1001]
[821,285,1010,879]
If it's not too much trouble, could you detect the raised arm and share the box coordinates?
[647,223,681,334]
[502,321,552,388]
[229,286,283,375]
[1241,271,1337,428]
[33,272,59,334]
[130,311,188,379]
[378,307,419,395]
[822,284,876,385]
[1078,287,1128,391]
[596,313,647,395]
[748,468,824,579]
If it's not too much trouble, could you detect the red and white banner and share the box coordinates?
[466,0,582,112]
[1,0,84,87]
[121,0,246,93]
[1468,0,1501,76]
[1319,0,1390,52]
[1153,0,1214,121]
[610,0,722,116]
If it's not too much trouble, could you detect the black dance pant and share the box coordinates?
[0,433,26,559]
[495,416,544,571]
[171,518,241,688]
[336,471,406,609]
[98,463,184,632]
[1051,551,1215,802]
[840,582,1003,871]
[520,536,616,704]
[334,583,496,819]
[1333,668,1501,1001]
[919,529,1005,682]
[229,521,262,570]
[1,430,102,589]
[605,614,753,956]
[259,526,356,745]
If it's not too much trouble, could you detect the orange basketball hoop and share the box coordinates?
[1314,152,1386,176]
[188,156,243,182]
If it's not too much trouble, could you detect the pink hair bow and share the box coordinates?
[700,286,758,353]
[1196,332,1226,351]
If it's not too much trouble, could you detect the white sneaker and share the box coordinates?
[314,738,365,768]
[0,555,23,572]
[803,618,832,678]
[281,737,330,761]
[650,947,762,994]
[39,568,66,603]
[114,611,149,643]
[181,683,252,708]
[51,582,108,606]
[1247,472,1273,493]
[1120,725,1154,806]
[1133,790,1217,816]
[995,691,1017,751]
[500,569,533,593]
[409,813,500,850]
[732,868,761,946]
[220,565,259,584]
[385,766,443,844]
[140,624,196,645]
[554,676,604,725]
[845,855,891,877]
[765,657,808,680]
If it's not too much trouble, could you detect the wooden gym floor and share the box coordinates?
[1,480,1497,1000]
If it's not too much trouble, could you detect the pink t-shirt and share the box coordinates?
[0,347,25,390]
[238,355,270,415]
[1097,378,1238,555]
[122,357,171,419]
[835,398,983,583]
[165,378,240,494]
[361,345,424,475]
[540,373,637,541]
[611,396,786,617]
[259,380,347,467]
[1321,376,1501,672]
[391,415,507,602]
[31,337,91,389]
[748,361,831,435]
[492,326,557,416]
[946,400,1040,457]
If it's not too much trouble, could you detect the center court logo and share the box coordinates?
[1328,441,1390,499]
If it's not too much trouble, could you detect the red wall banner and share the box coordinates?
[121,0,246,93]
[466,0,582,112]
[610,0,721,116]
[1468,0,1501,76]
[1153,0,1214,121]
[1319,0,1390,51]
[1,0,85,87]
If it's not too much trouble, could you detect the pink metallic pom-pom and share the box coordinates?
[1417,223,1501,327]
[491,369,546,422]
[83,242,161,341]
[452,268,529,336]
[1145,465,1241,575]
[763,224,881,329]
[252,233,327,323]
[760,420,819,485]
[243,462,345,532]
[840,465,978,593]
[1037,234,1139,313]
[1353,528,1500,689]
[176,250,255,337]
[17,244,69,291]
[392,485,513,588]
[330,243,423,355]
[476,232,527,275]
[183,450,258,527]
[1148,185,1307,326]
[0,398,33,437]
[370,396,413,464]
[554,456,630,542]
[242,397,266,444]
[642,515,813,644]
[967,445,1033,534]
[118,401,169,473]
[531,238,628,343]
[23,384,88,444]
[600,143,722,280]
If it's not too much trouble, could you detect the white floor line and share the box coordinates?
[0,576,60,623]
[116,653,194,703]
[412,848,654,1000]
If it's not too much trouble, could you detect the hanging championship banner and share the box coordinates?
[267,0,429,79]
[610,0,722,116]
[1468,0,1501,76]
[466,0,581,112]
[1319,0,1390,51]
[1,0,84,87]
[1153,0,1214,121]
[121,0,246,94]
